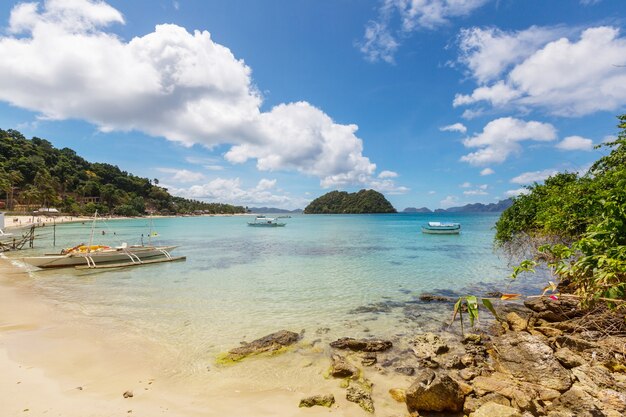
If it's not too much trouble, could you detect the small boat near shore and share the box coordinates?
[247,216,286,227]
[22,243,182,269]
[421,221,461,235]
[22,211,185,269]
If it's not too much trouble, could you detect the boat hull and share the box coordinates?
[22,246,178,268]
[247,223,286,227]
[421,226,461,235]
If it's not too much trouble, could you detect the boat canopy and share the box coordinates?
[428,221,459,227]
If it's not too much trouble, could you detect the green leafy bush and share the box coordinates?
[496,115,626,306]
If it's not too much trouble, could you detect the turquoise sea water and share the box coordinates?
[11,213,535,376]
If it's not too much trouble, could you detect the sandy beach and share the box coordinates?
[2,213,251,232]
[2,215,93,231]
[0,256,409,417]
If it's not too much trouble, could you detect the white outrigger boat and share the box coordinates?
[421,221,461,235]
[22,212,185,269]
[22,243,181,269]
[247,216,286,227]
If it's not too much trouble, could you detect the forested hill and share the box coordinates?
[304,189,396,214]
[0,129,245,215]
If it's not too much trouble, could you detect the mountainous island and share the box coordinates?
[0,129,245,216]
[403,199,513,213]
[304,189,396,214]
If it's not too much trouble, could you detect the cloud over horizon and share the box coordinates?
[0,0,406,192]
[461,117,557,166]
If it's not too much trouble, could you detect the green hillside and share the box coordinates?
[304,189,396,214]
[0,129,245,216]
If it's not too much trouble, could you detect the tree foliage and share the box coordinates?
[0,129,245,216]
[304,189,396,214]
[495,115,626,306]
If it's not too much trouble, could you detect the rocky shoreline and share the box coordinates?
[222,296,626,416]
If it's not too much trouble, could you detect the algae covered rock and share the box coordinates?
[223,330,300,362]
[330,337,392,352]
[299,394,335,408]
[346,379,374,413]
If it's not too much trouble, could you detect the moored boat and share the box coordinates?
[247,216,286,227]
[22,244,179,268]
[421,221,461,234]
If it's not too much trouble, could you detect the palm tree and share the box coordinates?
[7,170,24,210]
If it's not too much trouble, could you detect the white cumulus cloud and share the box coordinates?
[0,0,405,192]
[505,188,531,198]
[456,26,568,84]
[167,177,303,208]
[556,135,594,151]
[157,168,205,183]
[460,117,557,166]
[440,122,467,134]
[510,168,559,185]
[378,170,399,179]
[454,26,626,116]
[480,167,494,176]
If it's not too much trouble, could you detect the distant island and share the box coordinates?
[402,207,432,213]
[248,207,303,214]
[402,199,513,213]
[304,189,396,214]
[0,129,245,216]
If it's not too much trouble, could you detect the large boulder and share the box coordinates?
[405,369,465,413]
[492,331,572,391]
[524,297,581,322]
[330,337,392,352]
[472,372,560,411]
[224,330,300,361]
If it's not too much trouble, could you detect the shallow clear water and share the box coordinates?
[11,213,535,376]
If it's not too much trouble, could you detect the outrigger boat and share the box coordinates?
[22,212,185,269]
[247,216,286,227]
[421,221,461,235]
[22,243,182,269]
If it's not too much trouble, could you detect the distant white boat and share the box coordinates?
[247,216,286,227]
[421,221,461,235]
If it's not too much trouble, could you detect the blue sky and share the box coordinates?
[0,0,624,209]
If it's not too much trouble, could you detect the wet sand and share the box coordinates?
[0,257,410,416]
